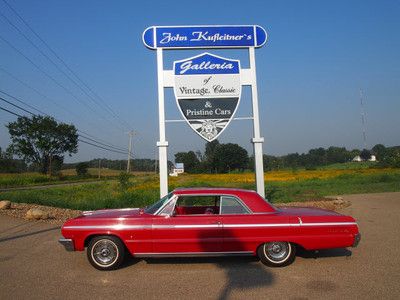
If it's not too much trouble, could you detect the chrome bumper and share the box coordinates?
[353,233,361,247]
[59,238,74,251]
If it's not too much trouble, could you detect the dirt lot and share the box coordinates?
[0,192,399,300]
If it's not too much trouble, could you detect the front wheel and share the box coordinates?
[257,241,296,267]
[87,236,125,270]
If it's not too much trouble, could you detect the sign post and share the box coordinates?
[143,25,268,198]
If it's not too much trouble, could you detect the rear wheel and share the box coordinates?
[87,236,125,270]
[257,241,295,267]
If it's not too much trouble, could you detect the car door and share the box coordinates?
[152,195,223,253]
[220,196,291,253]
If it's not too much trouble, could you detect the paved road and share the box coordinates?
[0,192,399,300]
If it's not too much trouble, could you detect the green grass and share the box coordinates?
[0,172,117,188]
[265,172,400,203]
[318,161,378,170]
[1,171,399,210]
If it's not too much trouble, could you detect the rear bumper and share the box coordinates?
[59,238,74,251]
[353,233,361,247]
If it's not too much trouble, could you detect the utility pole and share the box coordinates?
[359,89,367,150]
[126,131,135,173]
[98,158,101,179]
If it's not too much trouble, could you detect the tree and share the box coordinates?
[204,140,220,172]
[0,147,27,173]
[360,149,372,161]
[213,143,249,173]
[175,151,200,173]
[7,115,78,175]
[326,147,352,164]
[372,144,386,160]
[76,162,89,176]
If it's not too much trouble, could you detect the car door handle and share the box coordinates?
[211,221,221,225]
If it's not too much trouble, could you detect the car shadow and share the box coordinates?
[296,247,352,259]
[199,227,274,300]
[0,226,60,243]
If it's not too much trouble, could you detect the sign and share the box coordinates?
[142,25,267,49]
[173,53,241,142]
[142,24,267,198]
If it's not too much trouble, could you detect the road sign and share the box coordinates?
[173,53,241,142]
[143,25,267,49]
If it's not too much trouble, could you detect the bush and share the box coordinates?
[118,172,132,190]
[75,162,89,176]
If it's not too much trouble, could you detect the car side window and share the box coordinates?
[175,196,219,215]
[158,197,177,216]
[220,196,250,215]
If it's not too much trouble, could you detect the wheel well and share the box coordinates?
[256,241,303,252]
[84,234,123,248]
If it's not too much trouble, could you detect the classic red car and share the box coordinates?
[59,188,361,270]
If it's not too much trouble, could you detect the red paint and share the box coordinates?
[61,188,360,255]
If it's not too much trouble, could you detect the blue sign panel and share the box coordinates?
[174,53,239,75]
[142,25,267,49]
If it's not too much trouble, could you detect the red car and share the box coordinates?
[59,188,361,270]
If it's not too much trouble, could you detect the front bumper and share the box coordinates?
[353,233,361,247]
[59,238,74,251]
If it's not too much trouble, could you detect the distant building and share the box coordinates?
[352,155,377,162]
[169,163,185,176]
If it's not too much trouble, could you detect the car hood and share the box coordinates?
[79,208,142,219]
[277,206,341,216]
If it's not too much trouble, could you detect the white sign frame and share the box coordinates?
[146,25,266,198]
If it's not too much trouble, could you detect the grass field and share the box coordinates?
[0,168,153,188]
[1,166,399,210]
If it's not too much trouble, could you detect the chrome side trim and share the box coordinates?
[63,225,151,230]
[133,251,253,257]
[63,222,357,230]
[300,222,357,226]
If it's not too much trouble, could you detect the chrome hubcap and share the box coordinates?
[92,239,118,266]
[265,242,289,262]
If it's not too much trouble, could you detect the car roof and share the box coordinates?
[173,187,257,195]
[172,187,275,213]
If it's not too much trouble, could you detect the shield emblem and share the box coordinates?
[173,52,241,142]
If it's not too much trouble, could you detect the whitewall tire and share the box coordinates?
[87,236,125,270]
[257,241,296,267]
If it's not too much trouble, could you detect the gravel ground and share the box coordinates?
[0,202,81,225]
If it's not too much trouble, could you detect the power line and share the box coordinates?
[0,105,22,117]
[0,104,130,156]
[0,93,129,155]
[0,95,37,116]
[0,1,132,130]
[0,33,126,131]
[0,89,126,151]
[0,95,126,152]
[0,67,120,140]
[78,139,129,156]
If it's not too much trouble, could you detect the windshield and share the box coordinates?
[144,192,173,215]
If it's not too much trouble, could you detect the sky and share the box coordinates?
[0,0,399,163]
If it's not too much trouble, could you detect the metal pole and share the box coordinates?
[98,158,101,179]
[359,89,367,150]
[127,131,134,173]
[156,48,169,197]
[249,47,265,197]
